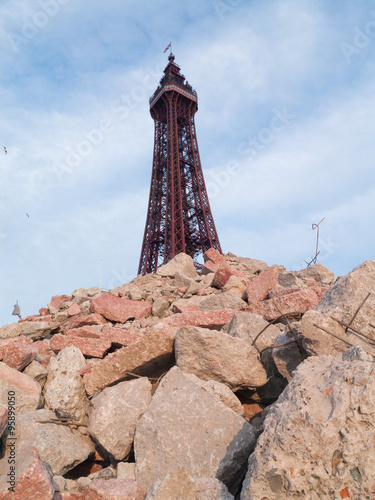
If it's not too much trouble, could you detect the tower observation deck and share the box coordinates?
[138,54,221,275]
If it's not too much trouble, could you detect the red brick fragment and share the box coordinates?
[339,487,350,499]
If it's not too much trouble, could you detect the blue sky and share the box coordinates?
[1,0,374,325]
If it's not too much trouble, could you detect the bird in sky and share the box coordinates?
[3,147,7,154]
[26,213,30,217]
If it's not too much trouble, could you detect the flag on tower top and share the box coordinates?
[164,42,171,53]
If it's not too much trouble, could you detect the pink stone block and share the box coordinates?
[246,266,279,304]
[66,314,107,331]
[50,294,71,309]
[90,295,152,323]
[157,309,241,329]
[0,448,54,499]
[50,335,111,358]
[248,286,326,321]
[0,337,33,359]
[2,342,38,371]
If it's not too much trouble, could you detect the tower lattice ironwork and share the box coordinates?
[138,53,221,275]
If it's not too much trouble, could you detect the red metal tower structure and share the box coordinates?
[138,53,221,275]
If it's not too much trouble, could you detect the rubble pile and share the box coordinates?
[0,249,374,499]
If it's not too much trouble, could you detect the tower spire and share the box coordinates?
[138,55,221,275]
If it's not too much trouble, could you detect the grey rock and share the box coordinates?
[241,346,375,499]
[226,312,280,351]
[134,366,255,494]
[152,297,170,318]
[277,272,304,288]
[184,373,245,416]
[315,260,375,339]
[272,329,307,381]
[88,377,152,461]
[145,468,234,499]
[297,262,335,286]
[175,326,268,390]
[301,309,375,358]
[156,253,197,278]
[3,409,94,475]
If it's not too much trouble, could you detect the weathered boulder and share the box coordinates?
[300,309,375,358]
[134,367,255,493]
[0,321,56,341]
[0,448,54,499]
[88,378,152,461]
[83,329,175,396]
[85,479,146,500]
[156,253,197,278]
[145,468,234,499]
[175,326,268,390]
[151,297,170,318]
[226,312,280,351]
[241,345,375,499]
[315,259,375,339]
[223,275,248,296]
[90,295,151,323]
[6,409,94,475]
[296,262,335,286]
[0,362,41,414]
[272,329,307,381]
[184,373,244,416]
[44,346,89,422]
[277,271,304,288]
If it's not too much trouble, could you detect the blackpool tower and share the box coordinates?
[138,53,221,275]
